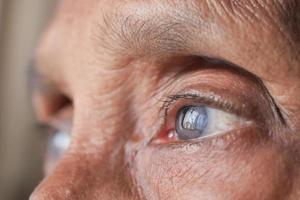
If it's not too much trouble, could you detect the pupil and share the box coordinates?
[176,106,208,140]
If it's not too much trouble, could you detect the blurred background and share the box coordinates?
[0,1,57,199]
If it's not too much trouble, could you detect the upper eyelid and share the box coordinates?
[159,92,237,118]
[254,77,288,127]
[28,60,73,99]
[27,63,56,95]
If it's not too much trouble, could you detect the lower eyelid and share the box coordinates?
[151,122,258,147]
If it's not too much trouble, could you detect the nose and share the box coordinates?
[30,134,137,200]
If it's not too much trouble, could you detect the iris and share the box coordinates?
[176,106,208,140]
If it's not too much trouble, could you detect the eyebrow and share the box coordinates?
[96,1,208,57]
[95,0,300,57]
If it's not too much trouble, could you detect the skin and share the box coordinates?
[30,0,300,199]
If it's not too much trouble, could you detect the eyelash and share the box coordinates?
[159,92,237,122]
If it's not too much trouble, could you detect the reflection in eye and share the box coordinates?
[45,130,70,174]
[175,105,245,140]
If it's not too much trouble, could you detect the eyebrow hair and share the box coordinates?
[95,1,209,57]
[94,0,300,58]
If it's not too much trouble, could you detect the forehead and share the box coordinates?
[35,0,299,84]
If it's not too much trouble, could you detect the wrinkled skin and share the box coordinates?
[30,0,300,200]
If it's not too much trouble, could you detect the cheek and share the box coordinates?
[133,141,292,200]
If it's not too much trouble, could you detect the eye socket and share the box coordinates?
[35,95,73,175]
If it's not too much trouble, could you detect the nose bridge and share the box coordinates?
[30,135,133,200]
[30,107,135,199]
[31,150,126,200]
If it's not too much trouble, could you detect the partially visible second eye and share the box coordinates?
[45,130,71,174]
[174,105,246,140]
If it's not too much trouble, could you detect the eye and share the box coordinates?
[174,105,246,140]
[45,130,71,174]
[175,105,247,140]
[152,99,251,144]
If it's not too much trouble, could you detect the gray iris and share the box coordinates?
[176,106,208,140]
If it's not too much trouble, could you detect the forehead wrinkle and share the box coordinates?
[206,0,290,30]
[208,0,300,54]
